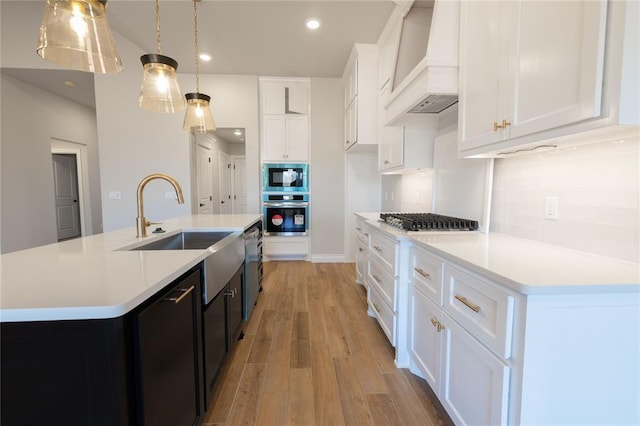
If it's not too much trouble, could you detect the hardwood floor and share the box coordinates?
[202,261,453,426]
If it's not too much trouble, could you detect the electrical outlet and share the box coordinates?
[108,191,121,200]
[544,196,559,220]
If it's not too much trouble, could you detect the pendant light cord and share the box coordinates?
[155,0,162,54]
[193,0,200,93]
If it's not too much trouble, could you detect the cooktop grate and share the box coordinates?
[379,213,479,232]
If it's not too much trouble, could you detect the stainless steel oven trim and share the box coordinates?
[263,201,309,208]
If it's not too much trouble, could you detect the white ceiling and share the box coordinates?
[107,0,395,77]
[1,0,394,108]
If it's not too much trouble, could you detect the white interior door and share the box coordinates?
[196,144,213,214]
[232,156,247,214]
[52,154,81,240]
[219,151,232,213]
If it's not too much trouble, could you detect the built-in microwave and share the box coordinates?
[262,163,308,192]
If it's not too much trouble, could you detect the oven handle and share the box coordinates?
[263,202,309,207]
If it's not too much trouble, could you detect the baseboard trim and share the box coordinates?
[309,254,348,263]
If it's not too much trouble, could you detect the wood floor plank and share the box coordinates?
[224,363,266,425]
[325,305,351,358]
[400,369,455,426]
[203,334,255,424]
[287,368,315,425]
[383,372,433,426]
[310,344,346,426]
[333,357,373,425]
[255,318,292,426]
[247,309,276,364]
[366,393,403,426]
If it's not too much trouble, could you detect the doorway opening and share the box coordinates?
[191,128,247,215]
[51,152,84,241]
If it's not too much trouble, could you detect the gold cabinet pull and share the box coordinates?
[373,245,383,252]
[502,119,511,127]
[493,121,503,131]
[372,274,382,283]
[430,317,444,332]
[454,294,481,313]
[414,267,430,279]
[165,285,195,304]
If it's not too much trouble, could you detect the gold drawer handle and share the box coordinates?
[455,294,481,313]
[373,245,383,252]
[493,121,503,132]
[414,267,430,279]
[372,274,381,283]
[502,119,511,127]
[430,317,444,332]
[165,285,195,304]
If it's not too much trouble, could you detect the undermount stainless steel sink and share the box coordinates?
[129,231,233,251]
[129,231,245,305]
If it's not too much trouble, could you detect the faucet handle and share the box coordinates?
[146,220,162,227]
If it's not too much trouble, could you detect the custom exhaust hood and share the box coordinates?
[383,0,459,126]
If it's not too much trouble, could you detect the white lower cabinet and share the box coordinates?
[409,285,442,390]
[366,227,399,347]
[355,217,369,285]
[407,244,512,425]
[440,312,510,426]
[406,242,639,425]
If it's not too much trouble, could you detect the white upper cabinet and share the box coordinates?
[459,0,638,157]
[259,77,310,162]
[378,122,436,173]
[342,44,379,152]
[260,78,309,116]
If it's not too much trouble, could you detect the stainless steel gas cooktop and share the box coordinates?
[380,213,479,232]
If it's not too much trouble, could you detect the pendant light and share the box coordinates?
[139,0,185,112]
[36,0,123,73]
[183,0,216,132]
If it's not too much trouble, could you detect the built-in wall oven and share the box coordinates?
[262,163,308,192]
[263,194,308,236]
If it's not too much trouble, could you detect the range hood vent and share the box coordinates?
[408,94,458,114]
[383,0,460,125]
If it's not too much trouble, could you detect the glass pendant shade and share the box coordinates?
[138,54,185,113]
[36,0,123,73]
[183,93,216,133]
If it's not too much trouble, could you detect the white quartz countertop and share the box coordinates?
[0,214,262,322]
[356,212,640,295]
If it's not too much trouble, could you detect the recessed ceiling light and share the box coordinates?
[63,80,76,88]
[199,53,212,62]
[305,18,321,30]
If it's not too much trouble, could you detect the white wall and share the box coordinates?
[1,75,101,253]
[491,137,640,262]
[94,32,260,232]
[309,78,345,261]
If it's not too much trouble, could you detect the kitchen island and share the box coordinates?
[355,212,640,425]
[0,214,262,322]
[0,214,262,426]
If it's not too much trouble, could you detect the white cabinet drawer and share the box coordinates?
[369,230,397,272]
[409,246,443,305]
[444,264,515,359]
[368,256,396,311]
[355,218,369,244]
[368,284,396,347]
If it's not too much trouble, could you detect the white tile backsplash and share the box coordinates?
[491,137,640,262]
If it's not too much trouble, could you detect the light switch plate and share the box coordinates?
[544,196,559,220]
